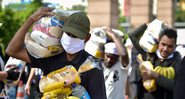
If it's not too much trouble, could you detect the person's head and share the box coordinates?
[60,12,91,54]
[104,42,119,68]
[158,28,177,59]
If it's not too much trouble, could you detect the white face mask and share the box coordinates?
[60,32,85,54]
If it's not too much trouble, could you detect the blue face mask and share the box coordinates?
[60,32,85,54]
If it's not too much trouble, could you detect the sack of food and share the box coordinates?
[3,57,26,86]
[39,65,81,98]
[137,54,156,92]
[85,27,124,59]
[85,27,107,59]
[25,9,79,58]
[139,19,168,53]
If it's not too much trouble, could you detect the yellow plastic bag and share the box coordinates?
[137,54,156,92]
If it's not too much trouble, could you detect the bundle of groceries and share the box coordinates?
[137,54,157,92]
[3,57,26,86]
[39,66,80,99]
[139,19,169,53]
[25,9,79,58]
[85,27,124,59]
[39,58,96,99]
[137,54,175,92]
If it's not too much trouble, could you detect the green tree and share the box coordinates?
[13,0,42,24]
[0,0,42,57]
[175,4,185,22]
[0,8,21,57]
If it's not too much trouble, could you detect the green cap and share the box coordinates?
[62,12,90,39]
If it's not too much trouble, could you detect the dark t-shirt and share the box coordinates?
[28,50,107,99]
[174,56,185,99]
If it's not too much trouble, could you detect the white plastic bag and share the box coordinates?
[85,27,124,59]
[3,57,26,86]
[139,19,167,53]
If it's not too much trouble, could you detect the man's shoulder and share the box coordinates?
[173,51,182,64]
[174,51,181,59]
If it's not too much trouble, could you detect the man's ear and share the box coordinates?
[85,34,91,42]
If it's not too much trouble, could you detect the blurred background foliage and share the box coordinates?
[176,4,185,22]
[0,0,42,57]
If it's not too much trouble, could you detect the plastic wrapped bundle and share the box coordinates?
[39,66,81,98]
[85,27,106,59]
[139,19,168,53]
[85,27,124,59]
[40,58,96,98]
[137,54,156,92]
[25,9,79,58]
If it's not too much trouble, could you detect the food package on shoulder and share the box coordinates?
[85,40,104,59]
[89,27,124,44]
[3,57,26,86]
[25,9,79,58]
[32,15,63,38]
[139,33,158,53]
[139,19,168,53]
[85,27,106,59]
[85,27,124,59]
[25,36,63,58]
[89,27,107,44]
[30,30,60,47]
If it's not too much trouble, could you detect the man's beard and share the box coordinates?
[104,62,114,68]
